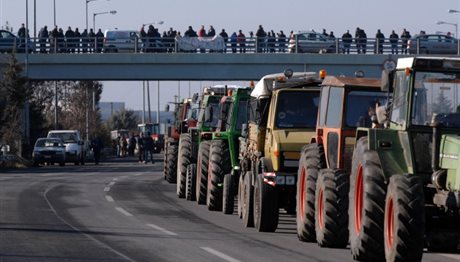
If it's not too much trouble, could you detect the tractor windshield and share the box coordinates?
[411,71,460,127]
[346,91,388,128]
[200,100,220,128]
[225,98,248,131]
[275,91,319,129]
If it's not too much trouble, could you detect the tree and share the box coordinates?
[106,109,139,131]
[432,90,453,114]
[0,54,30,155]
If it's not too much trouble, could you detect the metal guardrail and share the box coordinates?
[3,36,459,55]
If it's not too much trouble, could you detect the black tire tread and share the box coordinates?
[165,143,178,183]
[315,169,349,248]
[296,143,325,242]
[196,141,211,204]
[385,175,425,262]
[177,134,192,198]
[186,164,197,201]
[207,140,231,211]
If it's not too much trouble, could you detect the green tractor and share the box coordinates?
[175,86,227,200]
[206,87,252,212]
[349,57,460,261]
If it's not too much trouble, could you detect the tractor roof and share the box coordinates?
[321,76,381,89]
[251,72,321,98]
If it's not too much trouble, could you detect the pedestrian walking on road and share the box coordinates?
[91,137,103,165]
[137,133,144,163]
[143,133,154,164]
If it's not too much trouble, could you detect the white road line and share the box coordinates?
[146,223,178,236]
[115,207,133,217]
[113,178,118,181]
[134,173,143,177]
[104,187,110,192]
[105,195,114,202]
[439,254,460,261]
[43,186,136,262]
[109,181,116,187]
[200,247,241,262]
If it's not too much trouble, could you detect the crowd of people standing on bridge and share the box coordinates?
[16,22,423,54]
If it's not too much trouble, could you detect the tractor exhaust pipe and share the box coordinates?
[431,114,440,172]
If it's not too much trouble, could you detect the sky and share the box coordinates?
[2,0,460,110]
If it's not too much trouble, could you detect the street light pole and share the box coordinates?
[93,10,117,33]
[53,0,56,26]
[436,20,458,38]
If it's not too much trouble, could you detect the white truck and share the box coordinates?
[47,130,86,165]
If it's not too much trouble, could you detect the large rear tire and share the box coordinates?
[196,141,211,205]
[384,175,424,262]
[186,164,197,201]
[315,169,349,248]
[254,173,279,232]
[165,142,178,183]
[222,174,235,214]
[242,171,254,227]
[207,140,231,211]
[349,136,386,261]
[296,143,325,242]
[177,134,192,198]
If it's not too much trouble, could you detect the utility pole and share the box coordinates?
[142,81,145,124]
[147,81,152,123]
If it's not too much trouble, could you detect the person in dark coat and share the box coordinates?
[219,29,229,53]
[255,25,266,53]
[95,28,104,53]
[342,30,352,54]
[143,132,154,164]
[91,137,103,165]
[140,25,147,52]
[137,133,144,163]
[64,26,75,53]
[400,28,410,54]
[81,29,88,53]
[74,28,81,53]
[207,25,216,37]
[237,30,246,53]
[277,30,286,53]
[57,28,65,53]
[38,26,49,53]
[375,29,385,54]
[389,30,399,54]
[88,28,95,53]
[17,23,27,52]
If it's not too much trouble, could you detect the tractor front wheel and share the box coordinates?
[254,173,279,232]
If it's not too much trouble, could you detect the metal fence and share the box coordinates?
[5,36,460,55]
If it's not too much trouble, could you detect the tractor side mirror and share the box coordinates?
[205,106,213,122]
[165,104,170,112]
[376,105,388,125]
[381,70,394,92]
[241,123,248,138]
[192,93,199,103]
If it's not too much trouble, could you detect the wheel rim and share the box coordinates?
[298,167,306,222]
[354,164,364,235]
[318,187,324,230]
[386,197,394,249]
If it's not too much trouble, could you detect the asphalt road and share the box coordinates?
[0,155,458,262]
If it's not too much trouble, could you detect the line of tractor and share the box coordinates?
[163,56,460,262]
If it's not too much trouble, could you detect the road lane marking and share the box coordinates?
[115,207,133,217]
[200,247,241,262]
[146,223,178,236]
[109,181,116,187]
[44,186,136,262]
[105,195,114,202]
[104,187,110,192]
[134,173,143,177]
[113,178,118,181]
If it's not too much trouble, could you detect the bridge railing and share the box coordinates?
[6,36,459,55]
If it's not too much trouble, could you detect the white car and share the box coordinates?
[47,130,85,165]
[103,29,142,53]
[288,31,341,53]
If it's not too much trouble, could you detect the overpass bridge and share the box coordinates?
[5,53,403,81]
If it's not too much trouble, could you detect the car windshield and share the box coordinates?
[411,71,460,127]
[275,91,319,128]
[48,133,77,143]
[346,91,388,128]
